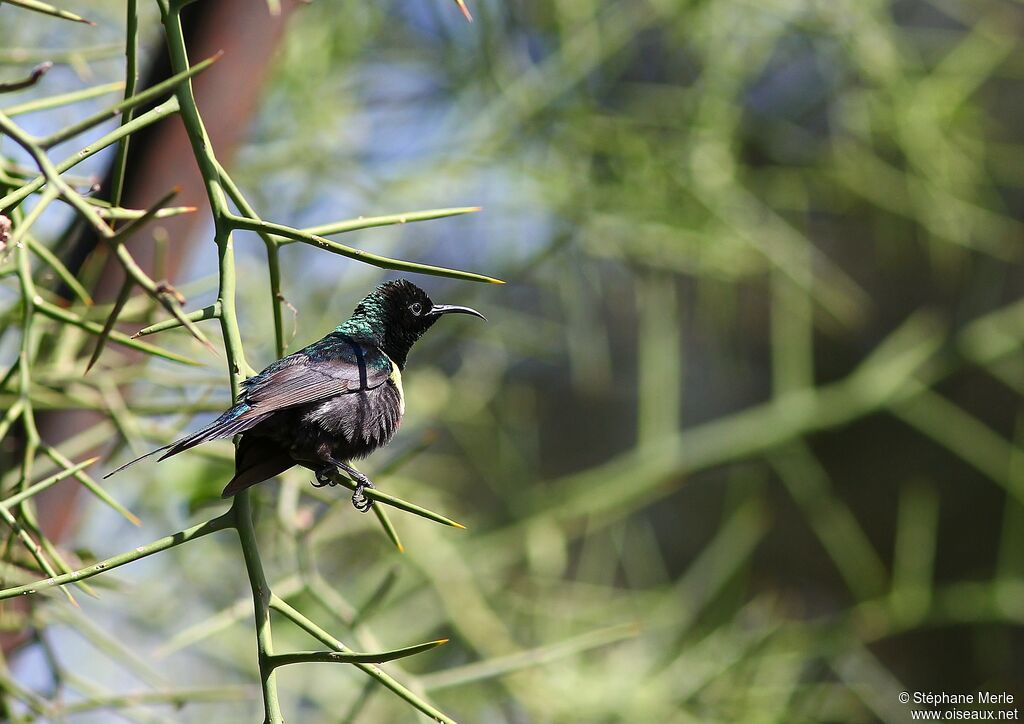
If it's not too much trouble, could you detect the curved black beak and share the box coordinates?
[429,303,486,321]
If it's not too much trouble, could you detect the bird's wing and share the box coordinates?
[241,336,391,413]
[103,336,391,479]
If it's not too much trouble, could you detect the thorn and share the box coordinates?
[396,541,405,554]
[31,62,54,80]
[451,521,467,530]
[125,511,142,527]
[454,0,473,22]
[433,638,450,645]
[154,280,186,305]
[0,61,52,92]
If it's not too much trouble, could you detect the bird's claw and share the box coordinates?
[312,464,373,512]
[312,468,335,488]
[351,480,374,513]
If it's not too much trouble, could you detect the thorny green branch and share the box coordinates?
[0,514,233,601]
[265,640,449,668]
[0,62,52,94]
[0,97,180,212]
[229,213,504,285]
[0,3,485,722]
[0,108,210,364]
[163,3,465,721]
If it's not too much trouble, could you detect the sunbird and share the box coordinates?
[106,279,485,511]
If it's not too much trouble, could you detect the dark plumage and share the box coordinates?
[106,279,485,511]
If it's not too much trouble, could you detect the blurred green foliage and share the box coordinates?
[2,0,1024,721]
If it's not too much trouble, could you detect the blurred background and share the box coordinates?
[2,0,1024,721]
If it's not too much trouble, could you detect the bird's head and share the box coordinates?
[344,279,485,368]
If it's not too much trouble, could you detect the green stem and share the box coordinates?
[3,0,93,24]
[0,513,231,601]
[25,235,94,305]
[34,299,200,366]
[0,109,115,237]
[214,162,287,357]
[39,52,219,150]
[215,226,251,385]
[265,640,448,668]
[109,0,136,220]
[266,242,287,358]
[0,457,98,510]
[324,469,466,529]
[232,493,282,724]
[55,685,251,715]
[269,595,456,724]
[133,302,221,338]
[296,206,481,239]
[0,97,180,213]
[162,8,275,720]
[2,81,124,117]
[228,214,504,285]
[11,200,75,605]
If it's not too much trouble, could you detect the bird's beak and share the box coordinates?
[429,304,486,321]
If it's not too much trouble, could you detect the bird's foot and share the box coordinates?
[351,479,374,513]
[312,467,337,488]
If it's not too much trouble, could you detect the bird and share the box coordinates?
[105,279,485,511]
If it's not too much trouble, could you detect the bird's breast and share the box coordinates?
[301,383,402,453]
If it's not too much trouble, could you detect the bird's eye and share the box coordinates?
[409,302,423,316]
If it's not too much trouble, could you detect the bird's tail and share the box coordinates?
[103,404,269,479]
[220,436,295,497]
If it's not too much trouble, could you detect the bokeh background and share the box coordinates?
[2,0,1024,721]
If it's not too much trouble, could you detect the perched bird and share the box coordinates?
[106,279,485,511]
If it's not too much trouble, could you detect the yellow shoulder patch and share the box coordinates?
[383,352,405,416]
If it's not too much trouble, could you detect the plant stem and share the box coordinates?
[232,493,282,724]
[228,214,504,285]
[0,513,232,601]
[269,595,456,724]
[163,7,273,721]
[0,98,180,213]
[265,639,448,668]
